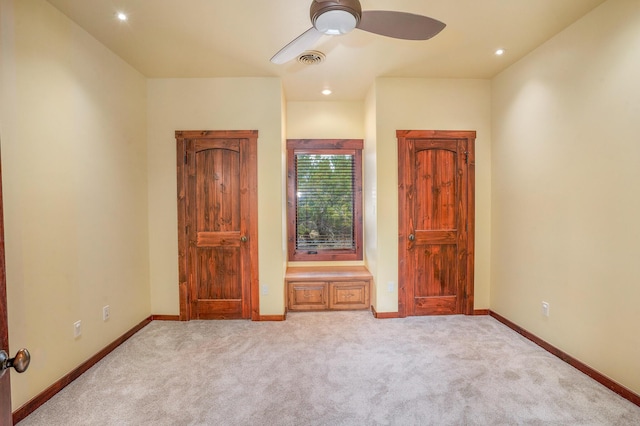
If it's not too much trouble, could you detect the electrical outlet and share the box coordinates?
[387,282,395,293]
[261,285,268,295]
[541,301,550,317]
[73,320,82,338]
[103,305,110,321]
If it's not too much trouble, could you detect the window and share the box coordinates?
[287,139,363,261]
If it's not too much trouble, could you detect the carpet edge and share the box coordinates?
[13,316,153,424]
[489,310,640,408]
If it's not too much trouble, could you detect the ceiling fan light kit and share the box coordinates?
[271,0,446,65]
[311,0,361,35]
[314,10,358,35]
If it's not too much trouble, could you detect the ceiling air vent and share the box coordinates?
[297,51,325,65]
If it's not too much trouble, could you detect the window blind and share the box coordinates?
[295,154,355,251]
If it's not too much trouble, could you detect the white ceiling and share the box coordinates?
[45,0,605,101]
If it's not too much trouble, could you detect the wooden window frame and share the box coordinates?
[286,139,363,261]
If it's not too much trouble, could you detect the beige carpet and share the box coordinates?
[18,311,640,425]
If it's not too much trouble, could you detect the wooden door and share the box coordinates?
[177,131,258,320]
[1,149,12,426]
[397,130,475,316]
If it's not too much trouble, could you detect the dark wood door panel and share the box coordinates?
[197,231,241,247]
[415,148,457,231]
[413,230,457,244]
[414,296,457,315]
[196,300,244,320]
[196,148,240,232]
[196,248,241,300]
[415,139,458,152]
[177,130,258,321]
[398,130,475,317]
[191,142,245,318]
[195,138,240,152]
[414,244,457,297]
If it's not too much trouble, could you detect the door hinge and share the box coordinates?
[184,153,188,164]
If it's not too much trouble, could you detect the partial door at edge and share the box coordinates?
[176,130,259,320]
[397,130,475,317]
[1,146,12,426]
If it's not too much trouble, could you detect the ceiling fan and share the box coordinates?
[271,0,446,64]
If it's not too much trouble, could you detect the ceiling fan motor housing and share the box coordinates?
[311,0,362,34]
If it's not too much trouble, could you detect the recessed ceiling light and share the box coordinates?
[495,48,505,56]
[321,89,332,96]
[116,12,128,21]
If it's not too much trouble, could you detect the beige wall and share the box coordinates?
[363,86,378,307]
[147,78,286,316]
[286,101,364,140]
[285,101,366,268]
[372,78,492,313]
[491,0,640,394]
[1,0,149,409]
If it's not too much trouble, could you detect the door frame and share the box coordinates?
[1,147,12,425]
[397,130,475,317]
[176,130,259,321]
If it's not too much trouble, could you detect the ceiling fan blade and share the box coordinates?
[271,27,323,64]
[357,10,446,40]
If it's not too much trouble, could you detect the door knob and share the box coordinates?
[408,234,415,241]
[240,236,248,243]
[0,348,31,376]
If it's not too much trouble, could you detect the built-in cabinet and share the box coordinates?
[285,266,372,311]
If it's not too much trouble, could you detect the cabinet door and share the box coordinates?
[329,281,370,310]
[288,282,328,310]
